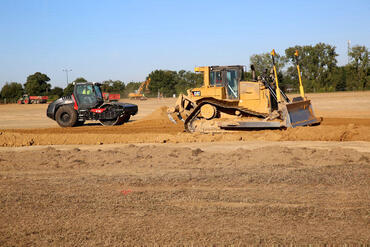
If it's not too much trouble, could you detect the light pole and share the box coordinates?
[347,40,351,64]
[62,68,72,85]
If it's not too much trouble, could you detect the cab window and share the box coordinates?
[94,85,102,99]
[76,84,93,95]
[226,70,239,99]
[210,71,215,86]
[75,84,97,107]
[210,71,223,86]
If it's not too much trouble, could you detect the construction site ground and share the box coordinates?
[0,91,369,245]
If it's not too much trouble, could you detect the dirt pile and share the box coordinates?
[141,106,169,120]
[1,114,370,146]
[0,145,369,245]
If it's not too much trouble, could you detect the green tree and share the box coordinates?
[0,82,24,102]
[249,52,286,76]
[63,83,74,96]
[335,67,347,91]
[74,77,87,83]
[148,70,178,97]
[144,70,202,97]
[125,81,142,95]
[349,45,369,89]
[101,80,125,93]
[111,80,125,92]
[24,72,51,95]
[50,87,64,97]
[249,52,289,90]
[101,81,112,92]
[175,70,203,95]
[285,43,338,92]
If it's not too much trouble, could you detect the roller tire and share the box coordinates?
[99,104,128,126]
[99,115,125,126]
[121,114,130,123]
[55,105,78,127]
[99,119,118,126]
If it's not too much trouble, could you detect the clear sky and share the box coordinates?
[0,0,369,88]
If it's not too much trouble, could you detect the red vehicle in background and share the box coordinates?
[102,92,120,102]
[17,95,48,104]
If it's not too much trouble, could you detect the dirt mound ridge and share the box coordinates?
[1,105,370,147]
[1,123,370,147]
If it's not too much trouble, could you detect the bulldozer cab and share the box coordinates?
[73,83,103,110]
[209,66,243,100]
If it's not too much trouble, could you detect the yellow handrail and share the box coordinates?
[294,50,305,98]
[271,49,282,102]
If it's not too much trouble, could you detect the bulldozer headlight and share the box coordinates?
[192,91,201,96]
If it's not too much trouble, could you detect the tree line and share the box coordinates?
[0,75,130,103]
[249,43,369,92]
[0,70,203,102]
[1,42,368,102]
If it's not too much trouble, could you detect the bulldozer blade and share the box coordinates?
[167,113,177,124]
[176,113,185,122]
[284,100,322,127]
[220,121,282,130]
[167,112,185,124]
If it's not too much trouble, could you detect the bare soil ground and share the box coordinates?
[0,91,369,245]
[0,143,369,245]
[1,92,370,146]
[1,91,370,130]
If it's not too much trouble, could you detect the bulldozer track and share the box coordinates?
[184,98,269,132]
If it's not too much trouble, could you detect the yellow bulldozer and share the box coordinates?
[167,50,322,132]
